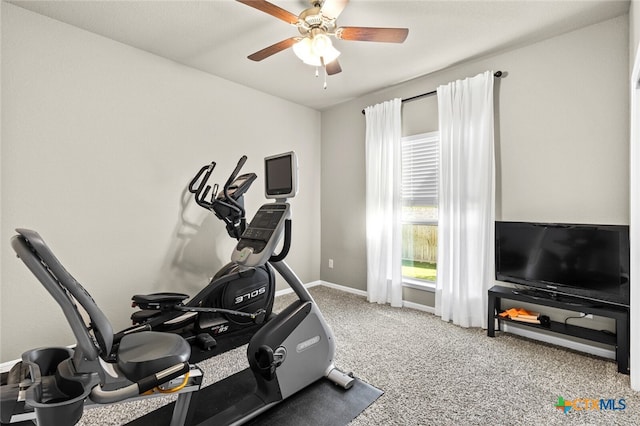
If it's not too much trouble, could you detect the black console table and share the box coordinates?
[487,285,629,374]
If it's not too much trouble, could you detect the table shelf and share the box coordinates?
[487,285,629,374]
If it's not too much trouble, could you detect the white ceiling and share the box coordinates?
[8,0,630,110]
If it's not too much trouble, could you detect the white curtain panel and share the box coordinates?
[435,71,495,328]
[364,98,403,307]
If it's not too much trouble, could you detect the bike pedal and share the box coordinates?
[196,333,217,350]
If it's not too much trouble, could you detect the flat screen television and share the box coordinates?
[495,221,630,307]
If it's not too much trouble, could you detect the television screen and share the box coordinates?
[495,221,630,307]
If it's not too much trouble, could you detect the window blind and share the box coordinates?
[401,133,439,206]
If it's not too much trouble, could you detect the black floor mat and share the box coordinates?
[244,375,383,426]
[127,368,383,426]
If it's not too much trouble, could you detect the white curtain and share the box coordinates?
[365,98,403,307]
[435,71,495,328]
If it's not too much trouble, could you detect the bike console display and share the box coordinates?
[217,173,256,201]
[232,203,290,267]
[232,151,298,267]
[265,151,298,200]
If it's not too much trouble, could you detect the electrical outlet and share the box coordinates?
[328,259,334,269]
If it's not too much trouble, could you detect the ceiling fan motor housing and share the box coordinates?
[298,6,336,36]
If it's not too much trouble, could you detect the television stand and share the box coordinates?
[487,285,629,374]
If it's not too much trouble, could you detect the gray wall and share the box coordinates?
[1,4,321,361]
[320,16,630,300]
[633,0,639,64]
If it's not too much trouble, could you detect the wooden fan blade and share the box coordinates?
[325,59,342,75]
[336,27,409,43]
[320,0,349,19]
[236,0,299,24]
[248,37,298,61]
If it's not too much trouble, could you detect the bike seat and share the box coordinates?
[117,331,190,382]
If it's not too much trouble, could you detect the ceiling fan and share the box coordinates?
[237,0,409,77]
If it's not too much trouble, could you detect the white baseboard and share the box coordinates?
[502,323,616,360]
[275,280,367,298]
[274,280,324,297]
[403,300,436,314]
[318,280,368,297]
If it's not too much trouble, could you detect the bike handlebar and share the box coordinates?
[224,156,247,193]
[188,157,248,212]
[187,157,251,239]
[188,162,215,196]
[269,219,291,263]
[222,156,248,218]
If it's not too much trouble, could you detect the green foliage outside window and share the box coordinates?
[402,206,438,282]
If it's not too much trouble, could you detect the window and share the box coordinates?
[401,132,439,287]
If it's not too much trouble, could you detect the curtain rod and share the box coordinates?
[361,70,503,115]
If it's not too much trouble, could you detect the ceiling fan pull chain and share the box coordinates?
[315,67,319,78]
[324,67,328,90]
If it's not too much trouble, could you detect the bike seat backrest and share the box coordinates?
[11,229,113,362]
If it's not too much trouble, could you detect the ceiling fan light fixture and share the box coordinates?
[293,35,340,67]
[311,33,332,56]
[319,43,340,64]
[293,37,312,62]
